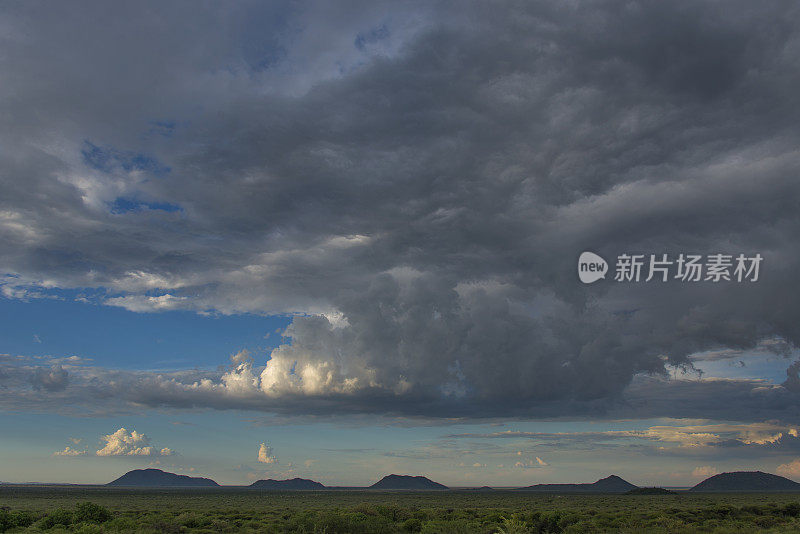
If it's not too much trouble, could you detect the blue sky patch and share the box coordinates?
[110,197,182,214]
[0,294,290,370]
[81,141,170,175]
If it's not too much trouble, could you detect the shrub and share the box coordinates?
[419,518,477,533]
[15,510,36,528]
[74,525,104,534]
[74,502,113,523]
[402,517,423,532]
[0,510,11,533]
[146,520,182,533]
[497,515,532,534]
[782,502,800,517]
[38,507,75,529]
[104,516,139,531]
[177,511,212,528]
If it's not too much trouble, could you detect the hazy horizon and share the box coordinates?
[0,467,696,488]
[3,1,800,489]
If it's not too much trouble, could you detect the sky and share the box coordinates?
[2,0,800,487]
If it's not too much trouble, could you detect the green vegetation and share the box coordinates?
[2,486,800,533]
[624,488,677,496]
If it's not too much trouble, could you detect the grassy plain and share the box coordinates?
[2,485,800,533]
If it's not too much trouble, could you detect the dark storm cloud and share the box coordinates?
[3,356,800,425]
[29,364,69,392]
[1,1,800,418]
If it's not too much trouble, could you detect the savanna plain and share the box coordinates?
[3,486,800,533]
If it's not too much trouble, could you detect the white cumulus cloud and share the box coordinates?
[777,459,800,480]
[96,427,175,457]
[257,442,277,464]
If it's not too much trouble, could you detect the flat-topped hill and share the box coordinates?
[517,475,637,493]
[690,471,800,492]
[107,469,219,487]
[369,474,448,490]
[249,478,325,490]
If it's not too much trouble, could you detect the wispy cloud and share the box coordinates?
[53,446,87,457]
[447,421,800,455]
[692,466,719,478]
[514,454,548,469]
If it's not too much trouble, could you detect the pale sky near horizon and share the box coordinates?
[3,0,800,487]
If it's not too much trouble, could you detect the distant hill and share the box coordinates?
[250,478,325,490]
[107,469,219,487]
[626,487,677,495]
[690,471,800,492]
[369,474,448,490]
[517,475,637,493]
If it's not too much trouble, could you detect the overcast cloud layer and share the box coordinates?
[2,1,800,420]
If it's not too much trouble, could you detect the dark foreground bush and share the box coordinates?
[0,509,37,532]
[782,502,800,517]
[29,502,112,530]
[37,507,74,529]
[74,502,113,523]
